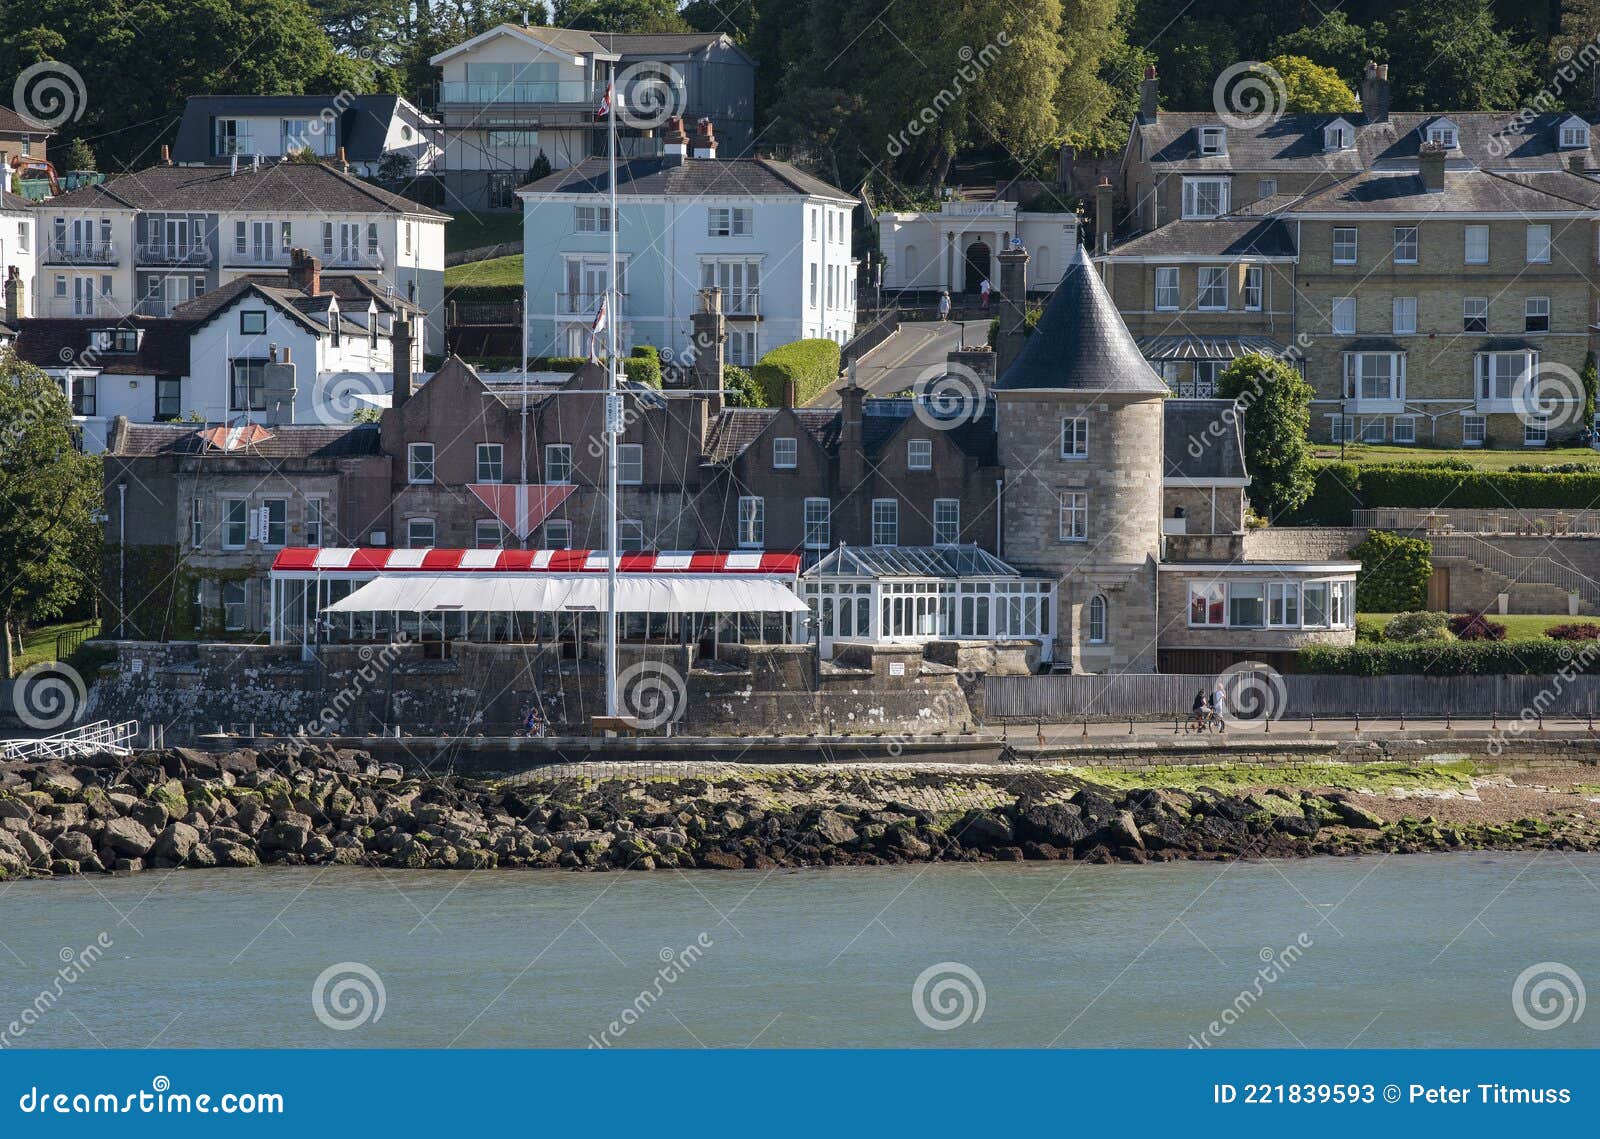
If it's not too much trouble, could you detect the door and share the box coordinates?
[1427,566,1449,612]
[72,276,95,316]
[963,240,991,293]
[165,217,189,258]
[251,221,274,263]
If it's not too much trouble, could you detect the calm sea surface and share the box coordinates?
[1,853,1596,1048]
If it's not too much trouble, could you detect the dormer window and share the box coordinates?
[1427,119,1459,149]
[88,328,141,353]
[1559,116,1590,149]
[1198,126,1226,156]
[1324,119,1353,150]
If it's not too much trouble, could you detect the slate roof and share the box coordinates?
[1283,168,1599,214]
[1133,112,1596,173]
[109,422,382,459]
[1163,400,1246,483]
[14,318,191,375]
[521,155,851,200]
[702,407,841,463]
[172,95,423,165]
[1107,217,1295,257]
[593,32,731,55]
[996,246,1170,395]
[43,161,447,217]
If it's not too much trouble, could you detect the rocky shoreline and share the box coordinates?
[1,746,1598,879]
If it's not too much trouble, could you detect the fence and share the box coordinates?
[1354,507,1600,535]
[983,673,1600,721]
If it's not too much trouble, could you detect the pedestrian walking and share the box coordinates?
[979,278,992,308]
[937,290,951,321]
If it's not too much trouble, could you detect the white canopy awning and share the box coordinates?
[322,573,809,614]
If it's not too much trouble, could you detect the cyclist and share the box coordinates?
[1189,690,1208,732]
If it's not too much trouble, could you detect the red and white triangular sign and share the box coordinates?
[468,484,576,540]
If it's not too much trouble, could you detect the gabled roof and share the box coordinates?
[0,106,53,137]
[43,160,448,217]
[702,407,841,463]
[430,23,740,66]
[996,246,1168,395]
[171,95,428,164]
[521,155,852,201]
[109,422,381,459]
[169,273,413,334]
[1163,400,1246,483]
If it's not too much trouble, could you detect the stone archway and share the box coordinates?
[963,240,991,293]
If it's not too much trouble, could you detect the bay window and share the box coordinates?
[1475,350,1535,407]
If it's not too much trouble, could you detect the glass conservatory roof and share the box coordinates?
[804,544,1023,579]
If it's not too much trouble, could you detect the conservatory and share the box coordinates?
[800,545,1056,660]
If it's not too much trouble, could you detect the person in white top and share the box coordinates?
[979,278,992,307]
[937,291,951,320]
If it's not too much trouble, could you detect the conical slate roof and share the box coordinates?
[996,245,1169,395]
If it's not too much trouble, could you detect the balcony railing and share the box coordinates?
[45,240,117,265]
[439,80,603,107]
[723,289,760,318]
[138,242,210,266]
[556,290,628,317]
[43,297,123,319]
[223,247,384,270]
[224,246,294,268]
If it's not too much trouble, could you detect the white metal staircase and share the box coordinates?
[0,720,139,761]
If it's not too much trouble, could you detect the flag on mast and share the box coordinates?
[596,80,613,117]
[589,295,608,362]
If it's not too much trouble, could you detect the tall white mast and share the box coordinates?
[520,286,529,550]
[604,60,620,718]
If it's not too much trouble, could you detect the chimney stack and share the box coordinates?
[392,317,414,409]
[690,287,725,413]
[1138,66,1159,124]
[995,244,1030,377]
[1570,152,1589,175]
[1419,140,1446,192]
[5,266,23,325]
[288,248,322,295]
[1362,61,1390,123]
[1094,177,1115,254]
[690,118,717,159]
[837,366,865,526]
[336,146,349,173]
[160,144,171,165]
[662,116,688,165]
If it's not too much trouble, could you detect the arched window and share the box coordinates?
[1087,594,1108,644]
[903,243,919,285]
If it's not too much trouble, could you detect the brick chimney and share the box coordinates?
[663,116,688,166]
[1419,140,1446,192]
[4,266,22,325]
[336,146,350,174]
[1570,152,1589,175]
[837,365,865,517]
[160,144,171,165]
[391,316,414,409]
[1138,66,1159,124]
[690,286,724,414]
[1094,177,1115,253]
[995,245,1030,377]
[288,248,322,295]
[1362,61,1390,123]
[690,118,717,159]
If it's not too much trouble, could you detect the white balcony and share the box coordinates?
[45,240,117,266]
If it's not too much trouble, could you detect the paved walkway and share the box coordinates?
[980,717,1598,742]
[813,319,991,404]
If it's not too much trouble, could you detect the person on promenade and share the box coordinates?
[979,278,991,308]
[1190,690,1208,732]
[1209,684,1227,732]
[937,290,951,321]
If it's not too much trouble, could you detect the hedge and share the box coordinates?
[751,338,841,406]
[1282,462,1600,524]
[1297,640,1598,675]
[1349,531,1431,611]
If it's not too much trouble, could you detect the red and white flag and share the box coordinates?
[596,81,612,117]
[589,295,608,362]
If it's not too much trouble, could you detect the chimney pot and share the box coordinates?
[1362,61,1391,123]
[160,144,171,165]
[4,265,22,325]
[392,317,414,409]
[1094,178,1115,254]
[1139,68,1159,123]
[288,247,322,296]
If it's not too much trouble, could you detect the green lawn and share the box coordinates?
[445,254,523,288]
[11,619,99,677]
[1357,612,1586,641]
[446,211,523,254]
[1314,444,1600,470]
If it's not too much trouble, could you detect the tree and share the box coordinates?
[553,0,690,33]
[1349,531,1433,613]
[1384,0,1531,110]
[0,352,102,677]
[681,0,756,40]
[1269,11,1386,87]
[1216,353,1315,521]
[1263,54,1359,112]
[59,136,96,171]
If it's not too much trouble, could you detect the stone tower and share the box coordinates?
[995,245,1167,673]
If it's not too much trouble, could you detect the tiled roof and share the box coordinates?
[509,25,730,57]
[1134,111,1595,173]
[522,155,851,200]
[172,95,417,165]
[1107,217,1295,257]
[110,422,381,459]
[997,246,1169,395]
[702,407,841,463]
[1163,400,1246,482]
[0,106,52,136]
[44,161,447,217]
[14,318,191,375]
[1283,168,1599,214]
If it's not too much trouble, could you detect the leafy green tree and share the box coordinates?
[553,0,690,33]
[1264,54,1359,112]
[1216,353,1315,521]
[1269,11,1386,86]
[59,136,96,171]
[1349,532,1433,613]
[0,352,102,676]
[720,365,766,408]
[1384,0,1531,110]
[680,0,756,40]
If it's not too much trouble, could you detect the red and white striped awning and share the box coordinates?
[270,548,802,575]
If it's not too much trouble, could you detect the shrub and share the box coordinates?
[751,338,842,407]
[1382,611,1452,642]
[721,365,766,408]
[1349,531,1432,612]
[1449,612,1507,641]
[1281,463,1600,524]
[1546,622,1600,641]
[1216,354,1315,520]
[1297,640,1594,676]
[624,345,661,388]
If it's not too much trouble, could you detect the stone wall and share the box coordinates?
[1243,526,1368,562]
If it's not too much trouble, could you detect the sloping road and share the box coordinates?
[810,319,991,405]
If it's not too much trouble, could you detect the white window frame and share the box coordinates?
[406,518,436,549]
[1392,416,1417,444]
[1525,416,1549,447]
[1463,297,1488,332]
[802,498,830,550]
[474,519,505,549]
[1197,126,1226,155]
[223,582,248,631]
[1332,227,1357,265]
[260,499,288,548]
[1060,417,1088,459]
[304,498,324,547]
[618,442,643,485]
[1343,351,1405,405]
[544,520,572,549]
[772,436,798,469]
[906,438,932,470]
[1154,266,1179,311]
[1392,296,1417,336]
[1475,350,1537,408]
[1393,226,1419,265]
[932,499,960,546]
[1525,296,1550,333]
[1181,177,1229,220]
[1527,224,1552,264]
[1561,119,1590,148]
[1058,491,1087,543]
[544,443,573,485]
[407,443,435,484]
[1266,582,1300,627]
[1464,224,1489,265]
[1188,582,1225,627]
[871,499,899,546]
[1243,266,1263,312]
[475,442,503,484]
[1086,594,1108,643]
[222,498,247,550]
[707,206,753,237]
[737,496,764,547]
[1196,266,1227,311]
[1462,413,1487,446]
[1331,297,1355,335]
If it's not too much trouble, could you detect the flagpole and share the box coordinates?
[604,60,620,719]
[520,286,529,550]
